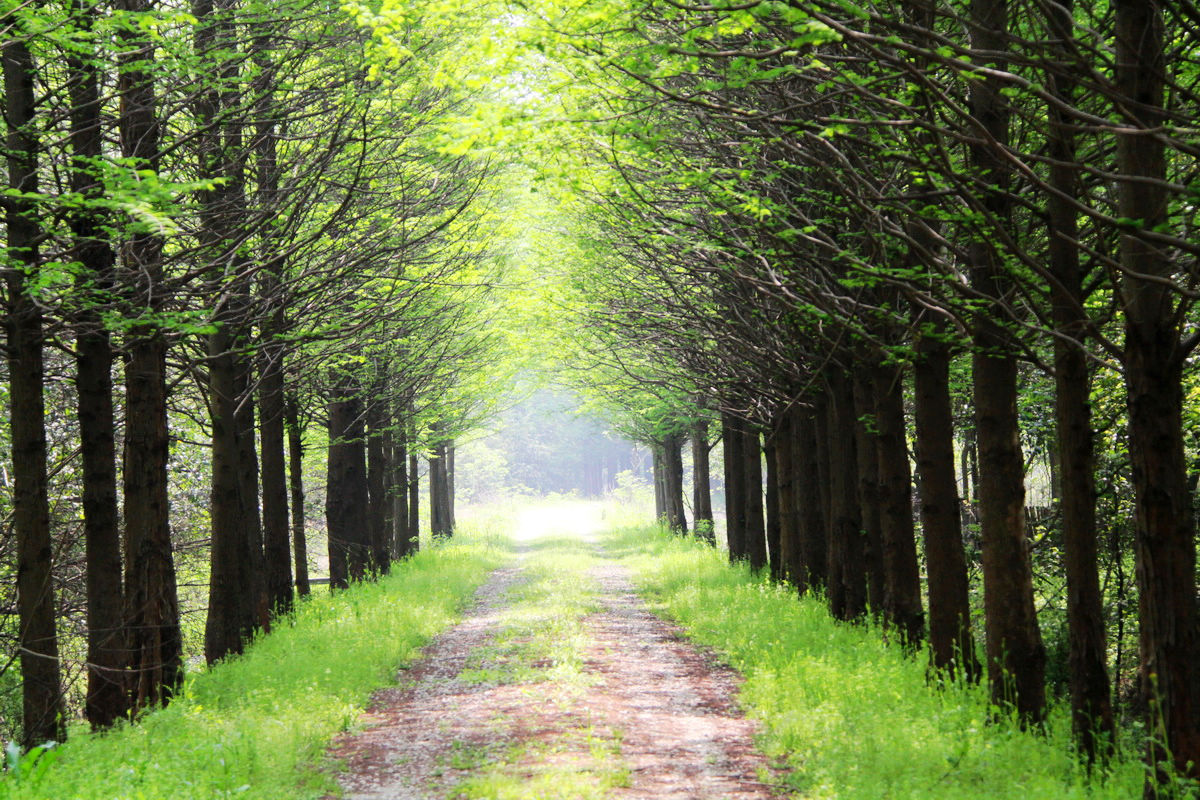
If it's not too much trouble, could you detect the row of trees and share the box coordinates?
[1,0,490,748]
[541,0,1200,792]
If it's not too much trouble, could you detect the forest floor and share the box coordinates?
[324,504,785,799]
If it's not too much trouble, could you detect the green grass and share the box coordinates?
[611,522,1147,799]
[0,518,509,800]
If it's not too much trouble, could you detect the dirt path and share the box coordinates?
[326,537,783,799]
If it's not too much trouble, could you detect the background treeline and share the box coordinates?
[0,0,506,749]
[538,0,1200,793]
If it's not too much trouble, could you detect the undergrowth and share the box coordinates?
[611,523,1146,799]
[0,518,509,800]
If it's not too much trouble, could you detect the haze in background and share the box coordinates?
[455,388,646,502]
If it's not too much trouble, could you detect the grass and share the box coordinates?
[0,517,509,800]
[610,521,1148,800]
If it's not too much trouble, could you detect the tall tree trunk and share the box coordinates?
[722,412,746,561]
[1044,0,1112,763]
[4,23,64,746]
[447,442,456,530]
[367,393,390,573]
[285,394,309,597]
[743,426,766,571]
[662,434,688,533]
[874,361,924,649]
[392,419,411,557]
[827,369,866,620]
[68,0,126,728]
[408,446,420,551]
[430,440,452,539]
[652,447,666,522]
[118,0,182,704]
[773,408,801,587]
[764,432,781,581]
[913,326,978,679]
[691,418,714,541]
[797,409,827,593]
[969,0,1045,723]
[853,367,885,615]
[326,369,369,585]
[260,346,292,616]
[236,372,267,631]
[1114,0,1200,785]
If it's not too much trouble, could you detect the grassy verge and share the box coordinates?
[611,523,1145,799]
[1,518,509,800]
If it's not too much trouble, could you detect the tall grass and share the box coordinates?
[611,523,1146,799]
[0,521,508,800]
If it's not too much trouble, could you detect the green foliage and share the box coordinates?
[0,523,507,800]
[614,524,1145,799]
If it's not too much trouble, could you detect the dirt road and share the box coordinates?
[326,509,782,799]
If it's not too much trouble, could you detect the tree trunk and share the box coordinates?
[367,395,390,574]
[259,347,292,616]
[4,25,64,745]
[392,420,411,557]
[662,434,688,532]
[722,412,746,561]
[764,432,781,581]
[430,440,452,539]
[652,447,666,522]
[118,0,182,704]
[326,370,369,586]
[408,447,420,550]
[797,410,827,593]
[969,0,1045,723]
[773,409,800,587]
[827,369,866,620]
[1044,0,1113,762]
[237,372,268,631]
[853,367,885,616]
[873,362,924,649]
[285,394,309,596]
[1114,1,1200,786]
[692,418,714,541]
[743,427,766,571]
[68,0,126,728]
[913,326,979,679]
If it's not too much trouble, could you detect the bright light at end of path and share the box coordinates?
[513,500,610,543]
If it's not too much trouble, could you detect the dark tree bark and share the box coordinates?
[743,426,766,572]
[722,411,746,561]
[1042,0,1113,763]
[913,326,978,679]
[118,0,182,704]
[254,38,292,620]
[773,408,801,587]
[826,369,866,620]
[796,410,827,593]
[873,362,924,649]
[366,394,390,573]
[68,0,126,729]
[691,418,714,541]
[326,370,369,586]
[662,433,688,533]
[430,440,452,539]
[1113,1,1200,785]
[237,383,268,631]
[4,22,65,746]
[968,0,1045,723]
[259,348,292,616]
[447,443,456,530]
[285,394,309,597]
[853,367,885,616]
